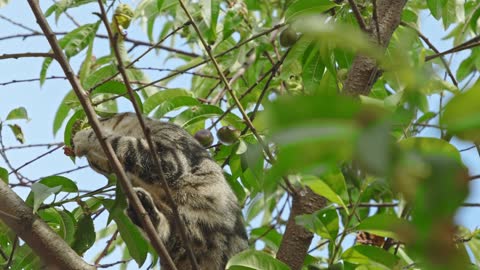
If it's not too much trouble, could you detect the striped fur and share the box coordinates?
[73,113,248,269]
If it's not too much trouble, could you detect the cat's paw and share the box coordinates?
[127,187,161,228]
[72,129,93,157]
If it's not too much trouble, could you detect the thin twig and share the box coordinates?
[97,1,191,268]
[97,260,130,268]
[28,1,178,268]
[0,14,39,33]
[8,145,63,176]
[400,22,458,87]
[177,0,276,165]
[91,23,285,106]
[347,0,367,31]
[0,76,67,86]
[6,237,18,269]
[134,67,220,79]
[0,52,55,60]
[95,230,119,265]
[2,142,63,151]
[425,35,480,62]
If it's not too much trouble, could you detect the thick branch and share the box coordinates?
[26,0,177,269]
[343,0,407,96]
[0,181,95,270]
[276,188,326,270]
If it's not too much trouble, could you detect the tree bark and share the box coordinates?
[276,188,326,270]
[344,0,408,96]
[0,181,95,270]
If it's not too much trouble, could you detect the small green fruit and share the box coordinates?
[279,27,298,47]
[217,126,240,145]
[194,129,214,147]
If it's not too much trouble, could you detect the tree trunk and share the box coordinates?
[276,188,326,270]
[344,0,408,96]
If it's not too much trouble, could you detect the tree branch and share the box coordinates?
[343,0,407,96]
[27,0,177,269]
[0,52,55,60]
[0,180,95,269]
[95,0,197,268]
[276,188,326,270]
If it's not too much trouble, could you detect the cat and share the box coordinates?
[72,112,248,270]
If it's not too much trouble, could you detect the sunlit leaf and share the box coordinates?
[31,183,62,213]
[143,88,192,113]
[53,90,77,136]
[303,175,348,211]
[59,22,100,58]
[441,82,480,142]
[226,249,290,270]
[173,104,224,127]
[39,176,79,193]
[296,207,339,240]
[0,167,7,183]
[8,124,25,144]
[356,214,411,240]
[342,245,400,268]
[285,0,337,22]
[6,107,29,121]
[398,137,461,162]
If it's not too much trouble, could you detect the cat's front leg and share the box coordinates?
[127,187,171,241]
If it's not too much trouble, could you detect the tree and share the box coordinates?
[1,0,480,269]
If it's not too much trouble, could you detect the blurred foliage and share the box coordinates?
[2,0,480,269]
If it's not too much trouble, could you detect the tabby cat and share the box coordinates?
[72,112,248,270]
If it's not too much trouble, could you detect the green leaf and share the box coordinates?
[6,107,29,121]
[303,175,348,211]
[39,54,54,86]
[57,210,76,244]
[64,110,85,147]
[342,245,400,269]
[31,183,62,213]
[53,90,77,136]
[398,137,461,162]
[427,0,447,19]
[71,214,96,255]
[103,199,149,265]
[91,80,143,114]
[173,104,224,127]
[356,214,411,240]
[0,0,10,8]
[157,0,164,9]
[0,167,8,183]
[265,95,360,192]
[467,229,480,265]
[143,88,192,113]
[249,226,282,250]
[39,176,78,193]
[37,208,75,244]
[226,249,290,270]
[285,0,337,22]
[59,22,100,58]
[83,64,118,90]
[441,82,480,141]
[296,207,339,240]
[8,124,25,144]
[153,96,201,118]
